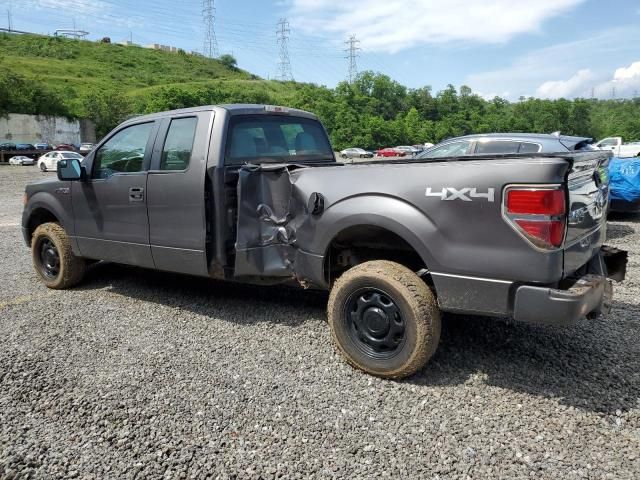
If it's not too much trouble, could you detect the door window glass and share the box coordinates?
[160,117,198,170]
[518,142,541,153]
[93,122,154,179]
[475,140,520,154]
[421,140,472,158]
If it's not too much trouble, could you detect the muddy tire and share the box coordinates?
[31,222,86,289]
[327,260,441,379]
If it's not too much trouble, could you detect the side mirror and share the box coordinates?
[57,158,85,181]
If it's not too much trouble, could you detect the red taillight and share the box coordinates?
[503,186,567,250]
[506,189,565,216]
[514,219,565,247]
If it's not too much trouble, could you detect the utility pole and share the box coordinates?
[611,86,616,99]
[276,18,293,81]
[590,87,595,100]
[202,0,219,58]
[344,35,360,83]
[6,2,12,32]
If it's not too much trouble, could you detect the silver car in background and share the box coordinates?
[417,133,594,159]
[339,147,374,159]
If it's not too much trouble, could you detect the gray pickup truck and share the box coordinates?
[22,104,627,379]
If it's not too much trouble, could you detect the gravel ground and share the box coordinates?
[0,166,639,479]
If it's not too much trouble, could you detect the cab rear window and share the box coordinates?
[225,114,334,165]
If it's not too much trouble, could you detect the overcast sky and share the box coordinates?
[6,0,640,100]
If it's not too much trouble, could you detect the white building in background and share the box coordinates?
[146,44,179,52]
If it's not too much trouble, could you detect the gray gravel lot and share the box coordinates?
[0,165,639,479]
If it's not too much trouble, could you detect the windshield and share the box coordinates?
[225,114,334,165]
[61,153,82,159]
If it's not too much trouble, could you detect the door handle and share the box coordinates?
[129,186,144,202]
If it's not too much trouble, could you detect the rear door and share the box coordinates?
[563,151,611,274]
[146,111,213,275]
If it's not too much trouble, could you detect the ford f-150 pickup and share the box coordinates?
[22,104,627,379]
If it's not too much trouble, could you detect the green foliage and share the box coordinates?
[3,34,640,148]
[0,71,69,116]
[218,54,238,70]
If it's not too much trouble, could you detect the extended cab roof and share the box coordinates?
[119,104,319,128]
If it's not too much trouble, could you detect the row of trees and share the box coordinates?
[2,68,640,149]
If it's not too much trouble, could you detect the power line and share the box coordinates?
[276,17,293,81]
[344,34,360,83]
[202,0,218,57]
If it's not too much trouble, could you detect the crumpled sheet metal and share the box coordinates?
[234,164,305,278]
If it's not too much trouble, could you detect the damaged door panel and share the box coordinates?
[234,164,299,278]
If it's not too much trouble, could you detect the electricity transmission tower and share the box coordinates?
[202,0,219,57]
[276,18,293,81]
[344,35,360,83]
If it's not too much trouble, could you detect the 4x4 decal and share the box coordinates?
[425,187,495,202]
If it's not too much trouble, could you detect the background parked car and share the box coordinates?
[15,143,35,150]
[395,145,421,156]
[0,142,17,151]
[376,147,405,157]
[417,133,593,159]
[55,143,76,151]
[9,155,35,166]
[339,147,374,159]
[79,142,94,154]
[34,143,52,150]
[37,151,83,172]
[593,137,640,158]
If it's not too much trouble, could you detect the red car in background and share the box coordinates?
[375,147,405,157]
[55,143,77,151]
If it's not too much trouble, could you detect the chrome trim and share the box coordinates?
[430,271,513,284]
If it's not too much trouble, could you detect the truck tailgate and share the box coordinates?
[564,151,611,275]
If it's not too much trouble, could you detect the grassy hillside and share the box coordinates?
[2,33,640,149]
[0,33,251,91]
[0,33,295,136]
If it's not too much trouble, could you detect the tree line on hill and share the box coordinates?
[2,68,640,149]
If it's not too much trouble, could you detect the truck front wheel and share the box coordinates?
[31,222,86,289]
[327,260,441,379]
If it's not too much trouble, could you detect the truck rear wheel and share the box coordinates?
[327,260,440,379]
[31,222,86,289]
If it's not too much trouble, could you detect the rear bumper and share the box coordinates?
[513,274,611,326]
[513,246,627,326]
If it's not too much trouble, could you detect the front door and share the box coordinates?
[72,121,158,267]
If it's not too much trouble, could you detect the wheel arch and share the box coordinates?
[23,194,73,247]
[26,207,61,245]
[310,195,439,287]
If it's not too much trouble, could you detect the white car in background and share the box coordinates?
[9,155,35,166]
[37,151,83,172]
[79,142,94,154]
[593,137,640,158]
[9,155,36,165]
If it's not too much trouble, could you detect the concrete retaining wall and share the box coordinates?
[0,113,95,145]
